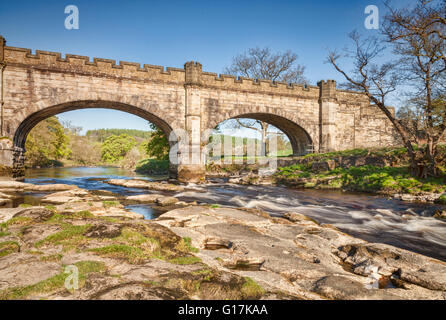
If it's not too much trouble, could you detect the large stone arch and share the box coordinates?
[11,98,181,178]
[206,107,315,155]
[13,100,177,150]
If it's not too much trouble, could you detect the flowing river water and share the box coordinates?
[18,166,446,262]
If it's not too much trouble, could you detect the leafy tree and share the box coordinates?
[87,128,152,143]
[101,134,136,164]
[145,123,169,160]
[25,116,71,167]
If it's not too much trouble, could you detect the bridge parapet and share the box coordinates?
[4,42,323,98]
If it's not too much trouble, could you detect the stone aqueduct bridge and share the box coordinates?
[0,36,397,181]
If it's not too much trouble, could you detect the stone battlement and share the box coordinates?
[3,44,324,97]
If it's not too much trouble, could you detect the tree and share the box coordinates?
[145,123,169,160]
[101,134,136,164]
[224,47,306,155]
[327,0,445,177]
[25,116,71,167]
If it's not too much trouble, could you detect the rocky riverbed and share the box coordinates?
[0,181,445,300]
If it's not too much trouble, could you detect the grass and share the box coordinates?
[0,231,10,237]
[436,194,446,204]
[0,241,20,257]
[175,237,199,253]
[0,217,33,233]
[102,201,120,208]
[40,253,63,262]
[89,227,161,264]
[300,146,410,160]
[0,261,106,299]
[72,210,95,219]
[167,256,202,265]
[34,224,90,249]
[135,158,169,175]
[89,244,147,264]
[276,164,446,194]
[19,203,33,208]
[241,277,265,299]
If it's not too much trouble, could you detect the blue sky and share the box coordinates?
[0,0,411,135]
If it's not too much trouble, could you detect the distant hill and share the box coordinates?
[86,129,153,142]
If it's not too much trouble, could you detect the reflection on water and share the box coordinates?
[20,166,446,262]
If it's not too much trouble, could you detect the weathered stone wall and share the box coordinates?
[0,37,400,180]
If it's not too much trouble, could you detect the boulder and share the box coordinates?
[125,194,160,203]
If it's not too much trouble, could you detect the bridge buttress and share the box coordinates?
[318,80,338,153]
[177,61,206,183]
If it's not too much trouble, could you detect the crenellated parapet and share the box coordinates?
[4,44,323,98]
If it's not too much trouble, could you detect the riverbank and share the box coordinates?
[1,181,446,300]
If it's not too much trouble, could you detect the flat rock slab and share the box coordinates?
[107,179,184,192]
[0,181,77,192]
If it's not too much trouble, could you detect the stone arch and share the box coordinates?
[13,99,178,151]
[206,107,314,155]
[12,99,180,178]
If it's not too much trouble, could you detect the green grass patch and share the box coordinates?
[72,210,95,219]
[436,194,446,205]
[276,164,446,194]
[40,253,63,262]
[175,237,199,253]
[0,231,10,237]
[34,224,90,249]
[241,277,265,299]
[167,256,202,265]
[19,203,33,208]
[135,159,169,175]
[89,244,146,264]
[102,201,120,208]
[0,261,106,299]
[0,217,33,232]
[0,241,20,257]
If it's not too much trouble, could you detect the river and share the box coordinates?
[18,166,446,262]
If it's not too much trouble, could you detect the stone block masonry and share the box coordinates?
[0,36,399,181]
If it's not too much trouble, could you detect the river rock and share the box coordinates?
[311,160,336,172]
[125,194,160,203]
[0,180,77,192]
[155,206,446,300]
[41,189,91,204]
[156,196,179,206]
[13,207,55,222]
[337,243,446,291]
[393,193,441,203]
[106,179,184,192]
[433,210,446,220]
[25,184,78,192]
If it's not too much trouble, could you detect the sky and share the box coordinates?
[0,0,412,137]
